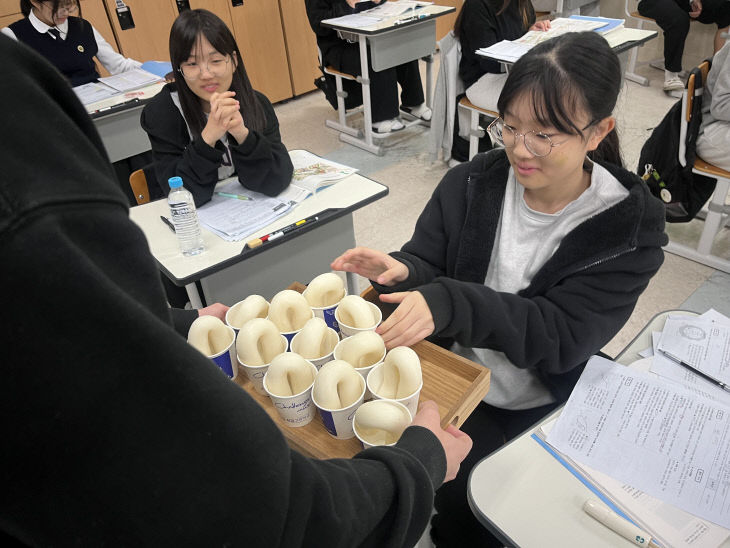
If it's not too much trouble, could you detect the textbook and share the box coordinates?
[277,150,358,205]
[362,0,431,17]
[73,68,162,106]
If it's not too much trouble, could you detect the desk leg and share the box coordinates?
[185,282,204,309]
[339,34,383,155]
[345,271,358,296]
[425,54,434,109]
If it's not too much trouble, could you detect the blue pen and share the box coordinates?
[216,191,252,201]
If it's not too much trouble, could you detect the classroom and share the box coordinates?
[2,0,730,546]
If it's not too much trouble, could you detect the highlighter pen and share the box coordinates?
[245,215,319,249]
[216,191,252,201]
[583,500,659,547]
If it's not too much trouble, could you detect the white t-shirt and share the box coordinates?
[452,160,630,410]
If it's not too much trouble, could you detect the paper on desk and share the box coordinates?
[539,419,730,548]
[322,14,382,27]
[547,355,730,529]
[73,82,118,105]
[97,68,162,92]
[197,180,290,242]
[477,40,532,63]
[362,0,430,17]
[603,27,656,48]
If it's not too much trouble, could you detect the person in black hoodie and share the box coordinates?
[332,32,668,546]
[2,0,140,87]
[141,9,293,207]
[0,33,474,547]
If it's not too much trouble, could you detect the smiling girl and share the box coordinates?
[331,32,668,545]
[141,9,293,207]
[2,0,140,86]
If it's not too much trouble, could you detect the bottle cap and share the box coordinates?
[168,176,183,189]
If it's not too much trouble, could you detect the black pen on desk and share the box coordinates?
[94,98,139,114]
[659,349,730,392]
[160,215,176,233]
[244,215,319,249]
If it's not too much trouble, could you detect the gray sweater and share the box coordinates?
[700,41,730,131]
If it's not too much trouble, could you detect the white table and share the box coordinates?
[321,4,455,155]
[466,309,730,547]
[129,171,388,307]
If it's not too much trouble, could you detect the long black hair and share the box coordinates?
[497,31,623,167]
[21,0,81,19]
[168,9,265,137]
[454,0,533,39]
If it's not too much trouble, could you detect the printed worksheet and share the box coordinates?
[547,356,730,528]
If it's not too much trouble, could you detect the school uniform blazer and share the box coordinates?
[141,83,293,207]
[373,149,668,402]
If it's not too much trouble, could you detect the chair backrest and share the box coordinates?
[129,168,151,205]
[678,60,711,167]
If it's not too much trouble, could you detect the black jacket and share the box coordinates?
[1,35,445,547]
[457,0,535,89]
[374,150,668,401]
[141,83,293,207]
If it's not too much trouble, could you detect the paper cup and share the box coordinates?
[201,325,237,379]
[225,298,269,333]
[270,310,314,347]
[333,337,386,399]
[263,361,318,427]
[303,278,347,333]
[366,362,423,418]
[353,400,412,448]
[290,327,339,369]
[335,302,382,338]
[236,334,288,395]
[311,375,366,440]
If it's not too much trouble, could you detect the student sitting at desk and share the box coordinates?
[305,0,433,134]
[141,9,293,207]
[332,32,668,546]
[1,0,141,86]
[697,41,730,170]
[451,0,550,162]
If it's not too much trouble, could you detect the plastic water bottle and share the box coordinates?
[167,176,205,256]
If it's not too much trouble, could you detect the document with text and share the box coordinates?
[547,355,730,528]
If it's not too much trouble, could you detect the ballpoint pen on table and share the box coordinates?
[659,349,730,392]
[159,215,176,233]
[216,191,252,201]
[583,500,659,547]
[245,215,319,249]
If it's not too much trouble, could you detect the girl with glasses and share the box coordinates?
[332,31,668,546]
[2,0,141,86]
[141,9,293,207]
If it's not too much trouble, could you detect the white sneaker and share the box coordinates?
[372,118,405,134]
[401,103,432,121]
[663,76,684,92]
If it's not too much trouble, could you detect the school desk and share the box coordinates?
[85,81,165,163]
[128,167,388,308]
[320,3,455,155]
[466,309,730,548]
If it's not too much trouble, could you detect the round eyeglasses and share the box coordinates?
[178,55,232,80]
[487,118,565,158]
[48,2,78,15]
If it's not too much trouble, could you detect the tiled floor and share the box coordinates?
[273,17,729,361]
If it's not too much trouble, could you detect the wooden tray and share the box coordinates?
[233,283,490,459]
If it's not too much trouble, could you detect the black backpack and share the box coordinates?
[637,66,716,223]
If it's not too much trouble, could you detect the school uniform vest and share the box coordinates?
[10,16,99,86]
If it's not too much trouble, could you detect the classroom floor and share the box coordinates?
[271,22,730,362]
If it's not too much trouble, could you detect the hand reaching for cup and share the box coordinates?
[410,401,472,483]
[331,247,409,287]
[201,91,249,146]
[376,291,434,349]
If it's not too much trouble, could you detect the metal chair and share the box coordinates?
[458,97,498,160]
[667,61,730,272]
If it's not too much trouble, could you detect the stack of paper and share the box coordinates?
[73,67,163,106]
[362,0,431,17]
[197,180,291,242]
